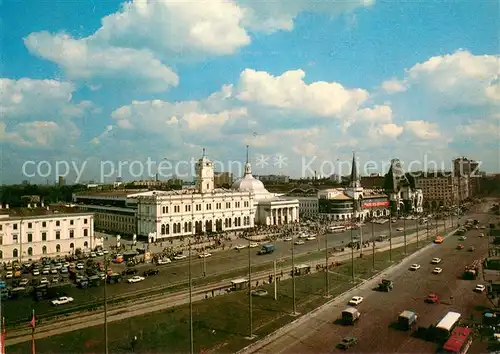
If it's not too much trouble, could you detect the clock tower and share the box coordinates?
[195,148,214,194]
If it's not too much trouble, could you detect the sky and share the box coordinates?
[0,0,499,184]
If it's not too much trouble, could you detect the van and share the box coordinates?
[398,310,417,330]
[342,307,360,325]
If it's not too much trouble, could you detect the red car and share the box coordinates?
[426,293,439,303]
[457,244,464,250]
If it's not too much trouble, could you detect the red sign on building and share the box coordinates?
[363,201,389,208]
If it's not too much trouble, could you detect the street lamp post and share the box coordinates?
[416,217,419,248]
[403,214,407,255]
[350,223,355,282]
[324,230,330,298]
[291,222,297,316]
[188,237,194,354]
[247,237,255,339]
[104,255,109,354]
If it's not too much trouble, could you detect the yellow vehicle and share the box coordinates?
[434,236,444,244]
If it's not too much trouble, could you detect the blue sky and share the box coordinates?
[1,0,498,184]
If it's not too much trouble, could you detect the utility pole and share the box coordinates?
[247,237,255,338]
[291,222,297,316]
[189,239,194,354]
[350,223,355,282]
[426,215,429,241]
[389,209,393,262]
[403,214,407,255]
[416,217,419,248]
[104,255,109,354]
[202,246,206,277]
[371,218,375,271]
[324,231,330,298]
[359,222,364,257]
[273,260,277,301]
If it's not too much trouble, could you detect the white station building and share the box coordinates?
[136,149,299,242]
[0,203,100,263]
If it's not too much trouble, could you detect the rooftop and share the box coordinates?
[75,189,149,197]
[0,204,92,219]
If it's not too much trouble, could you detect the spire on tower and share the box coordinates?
[246,145,249,164]
[202,148,206,158]
[349,151,361,188]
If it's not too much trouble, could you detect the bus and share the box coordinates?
[328,226,346,233]
[435,311,461,340]
[440,327,473,354]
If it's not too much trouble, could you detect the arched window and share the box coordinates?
[70,243,74,249]
[161,225,166,235]
[27,247,33,256]
[0,250,3,259]
[166,224,170,234]
[42,246,47,255]
[84,241,88,248]
[56,244,61,253]
[13,249,18,258]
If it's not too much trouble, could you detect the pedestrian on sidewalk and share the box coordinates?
[131,335,138,352]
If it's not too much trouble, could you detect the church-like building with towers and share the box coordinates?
[136,148,299,242]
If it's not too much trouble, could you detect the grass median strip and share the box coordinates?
[7,239,431,353]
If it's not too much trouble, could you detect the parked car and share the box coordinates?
[294,240,305,245]
[248,242,259,248]
[122,268,138,275]
[396,228,404,232]
[173,254,187,260]
[51,296,74,306]
[457,244,464,250]
[198,252,212,258]
[156,258,171,265]
[251,289,268,297]
[234,245,246,250]
[283,237,293,242]
[433,267,443,274]
[431,258,442,264]
[409,264,421,271]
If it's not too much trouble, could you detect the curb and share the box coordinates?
[236,227,459,354]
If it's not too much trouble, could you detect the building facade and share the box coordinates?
[255,175,290,184]
[281,188,319,218]
[318,154,390,221]
[73,190,149,236]
[214,172,233,187]
[0,203,99,262]
[136,149,300,242]
[415,175,463,209]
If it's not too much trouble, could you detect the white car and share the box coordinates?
[396,228,404,231]
[409,264,421,271]
[348,296,364,306]
[76,263,85,270]
[249,242,259,248]
[40,277,49,285]
[51,296,74,306]
[234,245,246,250]
[459,236,467,241]
[294,240,305,245]
[157,258,171,265]
[479,233,485,237]
[5,271,13,279]
[102,249,109,255]
[198,252,212,258]
[127,276,145,283]
[433,267,443,274]
[173,254,187,260]
[96,251,104,256]
[283,237,293,242]
[90,252,97,258]
[480,226,486,229]
[32,269,40,276]
[306,236,317,241]
[431,258,442,264]
[475,284,486,292]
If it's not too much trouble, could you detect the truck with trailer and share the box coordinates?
[258,244,275,255]
[463,260,480,280]
[341,307,360,325]
[398,310,418,330]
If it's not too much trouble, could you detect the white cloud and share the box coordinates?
[0,78,91,148]
[356,105,393,123]
[404,120,441,140]
[24,32,179,92]
[236,69,368,117]
[381,78,407,93]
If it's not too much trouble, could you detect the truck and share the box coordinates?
[463,260,480,280]
[398,310,418,330]
[258,244,275,255]
[342,307,360,325]
[377,279,394,292]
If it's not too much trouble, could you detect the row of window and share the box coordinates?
[159,216,252,235]
[3,229,89,245]
[1,218,89,232]
[4,241,88,259]
[161,201,250,214]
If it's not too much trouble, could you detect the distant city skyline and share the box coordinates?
[1,0,498,184]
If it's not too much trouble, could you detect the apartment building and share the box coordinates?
[0,203,98,262]
[214,172,233,187]
[415,174,467,208]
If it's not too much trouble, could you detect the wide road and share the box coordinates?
[241,202,494,354]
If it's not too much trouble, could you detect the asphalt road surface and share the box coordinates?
[241,203,494,354]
